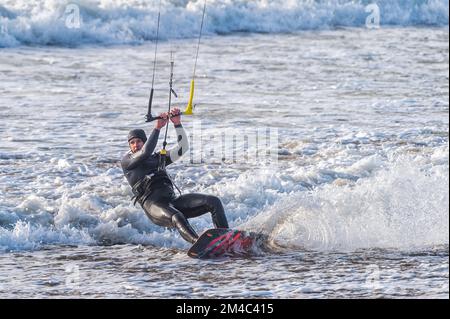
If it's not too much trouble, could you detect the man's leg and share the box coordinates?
[172,194,229,229]
[141,200,199,244]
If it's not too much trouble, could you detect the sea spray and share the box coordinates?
[1,0,448,47]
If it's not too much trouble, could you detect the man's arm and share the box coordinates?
[166,108,189,164]
[168,124,189,163]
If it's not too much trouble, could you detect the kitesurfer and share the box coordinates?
[121,108,229,244]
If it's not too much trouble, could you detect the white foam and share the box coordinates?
[16,194,54,214]
[1,146,447,252]
[0,0,448,47]
[245,153,449,251]
[0,190,190,251]
[342,155,385,177]
[0,221,94,252]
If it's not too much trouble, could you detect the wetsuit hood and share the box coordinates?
[128,129,147,143]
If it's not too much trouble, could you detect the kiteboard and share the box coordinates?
[187,228,264,259]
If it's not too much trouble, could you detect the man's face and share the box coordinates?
[129,138,144,153]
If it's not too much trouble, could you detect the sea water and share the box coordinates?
[0,0,448,298]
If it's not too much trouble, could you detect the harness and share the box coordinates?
[131,170,172,206]
[131,155,183,206]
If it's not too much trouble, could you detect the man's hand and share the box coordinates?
[170,108,182,126]
[155,112,169,130]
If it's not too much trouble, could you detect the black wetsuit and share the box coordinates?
[121,125,229,244]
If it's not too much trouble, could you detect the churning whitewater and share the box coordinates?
[0,0,448,47]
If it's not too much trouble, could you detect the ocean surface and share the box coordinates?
[0,0,449,299]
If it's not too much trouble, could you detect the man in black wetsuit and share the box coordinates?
[121,108,229,244]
